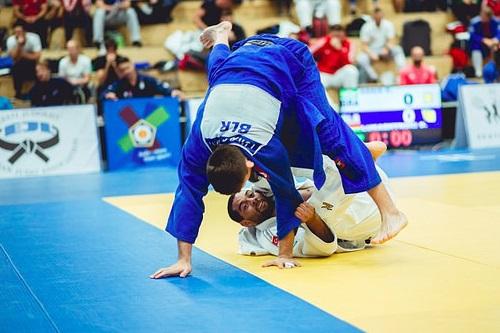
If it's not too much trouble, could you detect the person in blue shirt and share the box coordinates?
[469,7,500,78]
[483,46,500,83]
[151,22,407,279]
[102,57,183,100]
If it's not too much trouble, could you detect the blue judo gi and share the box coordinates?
[166,35,381,243]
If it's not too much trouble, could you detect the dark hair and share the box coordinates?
[330,24,344,32]
[373,7,383,14]
[227,194,243,222]
[207,145,248,195]
[104,38,118,51]
[12,21,25,29]
[36,59,50,68]
[116,57,130,66]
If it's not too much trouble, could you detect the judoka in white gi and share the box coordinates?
[230,155,393,258]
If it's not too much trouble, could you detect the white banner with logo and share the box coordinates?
[0,105,101,178]
[455,83,500,149]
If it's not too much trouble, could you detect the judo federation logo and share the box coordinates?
[0,121,59,164]
[117,104,169,153]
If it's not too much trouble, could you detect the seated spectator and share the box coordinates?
[103,57,183,100]
[483,45,500,82]
[193,0,238,30]
[0,96,13,110]
[349,0,379,15]
[6,22,41,99]
[30,60,75,106]
[399,46,437,85]
[451,0,482,25]
[45,0,64,43]
[93,38,126,96]
[357,8,406,82]
[13,0,49,48]
[58,39,92,101]
[311,24,359,89]
[133,0,178,25]
[483,0,500,17]
[62,0,92,46]
[470,7,500,77]
[93,0,142,48]
[221,9,246,47]
[294,0,341,35]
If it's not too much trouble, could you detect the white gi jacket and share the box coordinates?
[238,156,393,257]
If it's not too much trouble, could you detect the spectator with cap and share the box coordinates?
[12,0,49,48]
[58,39,92,101]
[30,60,75,106]
[6,22,42,99]
[469,6,500,77]
[102,57,184,100]
[356,8,406,82]
[93,0,142,48]
[311,24,359,89]
[399,46,437,85]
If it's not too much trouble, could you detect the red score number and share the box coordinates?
[367,130,413,148]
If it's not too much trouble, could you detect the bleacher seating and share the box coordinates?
[0,0,455,104]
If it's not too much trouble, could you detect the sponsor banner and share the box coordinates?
[0,105,101,179]
[455,83,500,149]
[104,97,181,170]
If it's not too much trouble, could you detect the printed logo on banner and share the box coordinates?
[459,84,500,148]
[0,105,101,178]
[104,98,181,170]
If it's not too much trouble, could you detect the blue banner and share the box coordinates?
[104,97,181,170]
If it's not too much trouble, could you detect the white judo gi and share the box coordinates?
[238,157,393,257]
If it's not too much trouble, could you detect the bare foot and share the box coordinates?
[200,21,232,48]
[365,141,387,161]
[370,211,408,244]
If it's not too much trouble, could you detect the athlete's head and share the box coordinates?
[227,188,276,226]
[207,145,253,195]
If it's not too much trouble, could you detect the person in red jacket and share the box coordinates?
[311,24,359,89]
[399,46,437,85]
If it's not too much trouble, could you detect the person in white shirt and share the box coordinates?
[58,39,92,101]
[356,8,406,82]
[294,0,342,31]
[6,23,42,99]
[228,143,395,260]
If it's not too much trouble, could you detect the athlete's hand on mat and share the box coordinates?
[262,256,301,269]
[295,202,315,224]
[150,260,192,279]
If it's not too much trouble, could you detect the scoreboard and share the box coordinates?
[339,84,442,148]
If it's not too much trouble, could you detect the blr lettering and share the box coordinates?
[219,121,251,134]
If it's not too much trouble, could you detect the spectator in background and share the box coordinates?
[58,39,91,101]
[62,0,92,46]
[93,38,126,96]
[103,57,184,100]
[193,0,239,30]
[349,0,379,15]
[357,8,406,82]
[133,0,178,25]
[294,0,341,35]
[93,0,142,48]
[399,46,437,85]
[7,22,41,99]
[470,7,500,77]
[12,0,49,48]
[45,0,63,44]
[483,45,500,82]
[483,0,500,17]
[451,0,482,25]
[311,24,359,89]
[221,9,246,47]
[30,60,75,106]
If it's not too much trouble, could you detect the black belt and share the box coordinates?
[0,121,59,164]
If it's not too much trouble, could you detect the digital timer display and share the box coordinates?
[339,84,442,148]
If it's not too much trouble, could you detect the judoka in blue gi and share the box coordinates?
[151,22,407,279]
